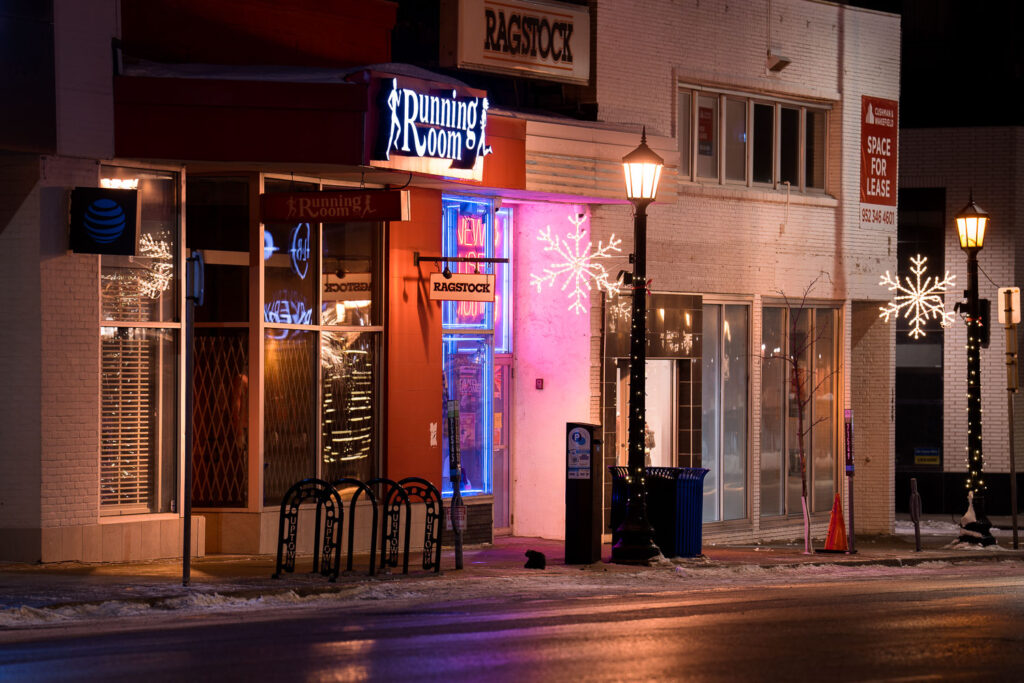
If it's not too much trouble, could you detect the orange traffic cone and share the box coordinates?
[824,493,848,552]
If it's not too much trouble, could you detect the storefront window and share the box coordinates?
[263,179,318,328]
[321,331,377,483]
[760,306,838,516]
[99,167,180,514]
[702,303,749,522]
[254,176,385,504]
[263,329,317,505]
[322,220,378,327]
[188,175,251,508]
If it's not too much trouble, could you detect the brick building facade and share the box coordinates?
[1,0,903,562]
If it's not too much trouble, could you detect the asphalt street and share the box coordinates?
[2,559,1022,682]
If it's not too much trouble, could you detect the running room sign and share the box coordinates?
[860,95,898,229]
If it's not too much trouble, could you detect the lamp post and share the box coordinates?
[612,129,664,564]
[955,193,995,544]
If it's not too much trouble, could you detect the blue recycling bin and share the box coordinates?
[609,466,709,558]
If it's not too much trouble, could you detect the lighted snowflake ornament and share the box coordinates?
[530,213,622,315]
[879,254,956,339]
[136,233,175,299]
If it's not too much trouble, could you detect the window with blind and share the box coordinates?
[99,167,180,515]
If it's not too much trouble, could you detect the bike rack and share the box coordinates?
[331,478,378,576]
[398,477,444,573]
[272,478,342,581]
[367,477,411,575]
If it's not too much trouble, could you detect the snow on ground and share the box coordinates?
[3,559,1020,630]
[894,518,1017,541]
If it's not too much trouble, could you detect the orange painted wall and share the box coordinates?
[386,188,443,484]
[480,115,527,190]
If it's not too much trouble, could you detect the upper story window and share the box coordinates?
[679,87,829,193]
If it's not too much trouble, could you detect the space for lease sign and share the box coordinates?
[860,96,898,230]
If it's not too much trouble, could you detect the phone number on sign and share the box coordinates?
[861,207,895,225]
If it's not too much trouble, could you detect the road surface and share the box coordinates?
[1,561,1022,681]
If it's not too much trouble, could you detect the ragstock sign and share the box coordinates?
[429,272,496,302]
[860,95,898,230]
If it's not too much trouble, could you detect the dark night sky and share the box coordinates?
[846,0,1023,128]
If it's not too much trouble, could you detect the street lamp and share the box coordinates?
[955,192,995,544]
[612,128,664,564]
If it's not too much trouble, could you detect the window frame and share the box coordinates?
[678,85,831,195]
[758,303,841,518]
[701,297,752,523]
[258,173,386,506]
[98,163,185,518]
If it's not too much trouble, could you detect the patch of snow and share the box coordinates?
[896,519,1017,539]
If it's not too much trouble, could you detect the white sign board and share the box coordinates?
[447,0,591,85]
[429,272,496,302]
[998,286,1021,324]
[859,96,899,230]
[567,427,591,480]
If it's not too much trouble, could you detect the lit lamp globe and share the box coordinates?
[955,194,989,253]
[622,128,664,205]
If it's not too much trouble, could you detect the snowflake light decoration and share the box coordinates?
[530,213,622,315]
[136,233,174,299]
[879,254,956,339]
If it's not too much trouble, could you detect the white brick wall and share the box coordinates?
[584,0,901,540]
[901,127,1024,479]
[38,157,102,530]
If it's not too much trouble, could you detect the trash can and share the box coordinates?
[608,466,709,558]
[608,466,629,546]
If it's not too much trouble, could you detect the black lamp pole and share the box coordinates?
[612,130,662,564]
[957,194,995,544]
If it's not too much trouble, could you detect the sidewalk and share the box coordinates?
[1,519,1021,617]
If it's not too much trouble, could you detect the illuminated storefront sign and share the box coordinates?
[260,190,410,223]
[69,187,139,255]
[429,272,496,302]
[376,78,491,169]
[445,0,591,85]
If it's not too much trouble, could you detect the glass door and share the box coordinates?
[493,355,512,527]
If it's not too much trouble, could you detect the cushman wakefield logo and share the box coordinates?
[378,78,492,169]
[428,272,496,302]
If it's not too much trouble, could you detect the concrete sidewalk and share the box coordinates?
[1,522,1022,615]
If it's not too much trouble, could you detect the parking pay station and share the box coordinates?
[565,422,602,564]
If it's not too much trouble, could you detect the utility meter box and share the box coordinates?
[565,422,602,564]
